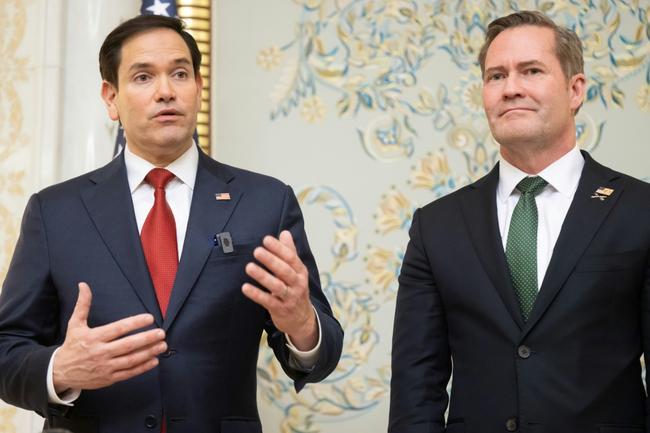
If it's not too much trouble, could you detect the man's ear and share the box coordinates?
[568,73,586,114]
[101,80,120,121]
[195,73,203,110]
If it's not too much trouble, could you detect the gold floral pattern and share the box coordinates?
[0,171,25,280]
[409,151,457,192]
[257,45,284,71]
[0,2,30,429]
[365,247,402,291]
[0,1,28,280]
[300,95,326,123]
[0,1,28,157]
[374,188,414,235]
[637,84,650,112]
[462,81,483,114]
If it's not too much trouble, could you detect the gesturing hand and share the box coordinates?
[52,282,167,394]
[242,230,318,351]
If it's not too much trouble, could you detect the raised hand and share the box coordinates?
[242,230,318,351]
[52,282,167,394]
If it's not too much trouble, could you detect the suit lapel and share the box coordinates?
[460,164,525,330]
[523,152,622,335]
[80,154,163,326]
[163,151,243,330]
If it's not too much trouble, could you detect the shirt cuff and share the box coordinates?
[47,347,81,405]
[284,306,322,371]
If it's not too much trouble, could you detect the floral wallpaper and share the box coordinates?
[253,1,649,432]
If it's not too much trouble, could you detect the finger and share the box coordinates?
[245,262,287,297]
[108,357,160,385]
[262,236,294,263]
[102,327,166,358]
[109,339,168,372]
[242,283,281,311]
[248,251,295,292]
[92,313,157,342]
[278,230,297,253]
[69,282,93,327]
[263,235,304,274]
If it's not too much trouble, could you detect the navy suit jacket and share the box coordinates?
[389,152,650,433]
[0,149,343,433]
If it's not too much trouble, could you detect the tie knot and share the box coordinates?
[145,168,175,189]
[516,176,547,196]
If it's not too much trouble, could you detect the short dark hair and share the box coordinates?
[99,15,202,88]
[478,10,584,81]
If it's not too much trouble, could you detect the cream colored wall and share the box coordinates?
[0,1,649,433]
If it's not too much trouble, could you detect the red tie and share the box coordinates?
[140,168,178,318]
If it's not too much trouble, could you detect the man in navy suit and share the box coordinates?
[0,15,342,433]
[389,11,650,433]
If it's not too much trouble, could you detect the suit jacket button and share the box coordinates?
[517,345,531,359]
[161,348,176,358]
[145,415,158,429]
[505,417,518,431]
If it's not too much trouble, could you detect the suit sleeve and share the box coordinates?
[0,194,60,416]
[264,185,343,392]
[388,209,451,433]
[642,251,650,432]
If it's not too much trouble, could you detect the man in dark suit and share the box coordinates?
[0,15,342,433]
[389,11,650,433]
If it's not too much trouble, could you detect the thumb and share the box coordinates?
[69,282,92,327]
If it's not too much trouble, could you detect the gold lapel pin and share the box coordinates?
[591,187,614,201]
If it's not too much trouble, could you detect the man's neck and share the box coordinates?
[500,135,576,175]
[126,141,194,167]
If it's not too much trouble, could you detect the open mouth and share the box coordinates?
[154,109,182,121]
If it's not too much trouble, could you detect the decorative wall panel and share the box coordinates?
[0,1,42,431]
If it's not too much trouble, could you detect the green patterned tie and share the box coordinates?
[506,176,548,321]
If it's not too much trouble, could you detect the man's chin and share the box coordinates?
[150,133,195,150]
[492,128,540,148]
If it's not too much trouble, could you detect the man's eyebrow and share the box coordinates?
[127,58,192,74]
[484,65,506,75]
[517,60,545,69]
[484,60,545,76]
[171,58,192,67]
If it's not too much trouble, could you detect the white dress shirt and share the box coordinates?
[47,143,321,404]
[127,142,196,256]
[497,145,585,287]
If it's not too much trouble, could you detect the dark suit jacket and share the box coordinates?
[0,149,343,433]
[389,152,650,433]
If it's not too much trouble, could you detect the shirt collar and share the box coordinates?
[124,143,199,193]
[497,145,584,202]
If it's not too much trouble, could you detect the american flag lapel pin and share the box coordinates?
[591,186,614,201]
[215,192,231,201]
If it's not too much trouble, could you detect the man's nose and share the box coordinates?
[502,75,524,100]
[155,76,176,102]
